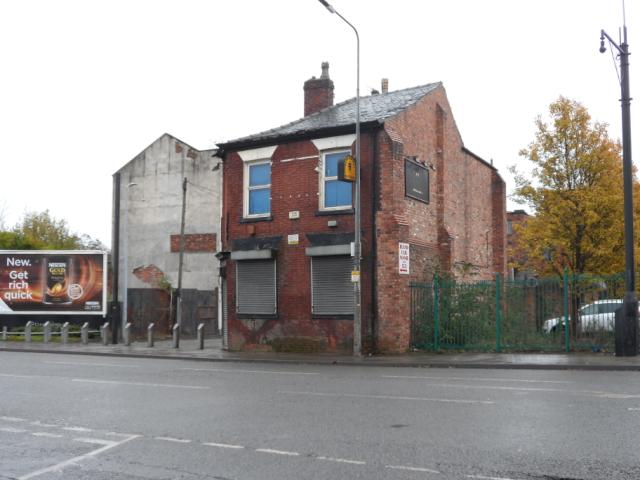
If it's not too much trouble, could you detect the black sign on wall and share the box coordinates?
[405,158,429,203]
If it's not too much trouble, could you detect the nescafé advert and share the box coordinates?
[0,251,107,315]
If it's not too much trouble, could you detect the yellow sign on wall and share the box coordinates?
[338,155,356,182]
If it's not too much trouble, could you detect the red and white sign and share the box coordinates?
[399,243,410,275]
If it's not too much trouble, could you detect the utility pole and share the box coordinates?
[176,177,187,328]
[600,21,638,355]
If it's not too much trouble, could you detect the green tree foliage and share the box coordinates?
[511,96,627,277]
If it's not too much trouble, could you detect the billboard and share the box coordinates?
[0,251,107,315]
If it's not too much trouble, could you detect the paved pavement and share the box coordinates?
[3,337,640,370]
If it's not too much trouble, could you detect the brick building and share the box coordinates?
[218,63,506,353]
[507,209,533,280]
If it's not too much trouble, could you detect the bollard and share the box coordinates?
[197,323,205,350]
[43,321,51,343]
[147,323,155,347]
[61,322,69,344]
[81,322,89,345]
[25,321,33,343]
[123,322,132,346]
[2,326,7,341]
[172,323,180,349]
[101,322,110,345]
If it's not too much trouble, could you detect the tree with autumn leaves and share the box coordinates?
[510,96,636,277]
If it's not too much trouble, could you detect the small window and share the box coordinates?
[236,259,276,315]
[321,151,352,210]
[311,255,353,315]
[507,220,513,235]
[245,161,271,217]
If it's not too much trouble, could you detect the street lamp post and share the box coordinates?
[600,25,638,356]
[318,0,362,356]
[122,182,137,337]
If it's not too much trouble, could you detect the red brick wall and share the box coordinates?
[170,233,216,253]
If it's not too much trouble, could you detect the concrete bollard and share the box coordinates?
[172,323,180,349]
[81,322,89,344]
[197,323,205,350]
[43,321,51,343]
[123,322,132,346]
[2,326,7,341]
[100,322,110,345]
[25,321,32,342]
[61,322,69,344]
[147,323,155,347]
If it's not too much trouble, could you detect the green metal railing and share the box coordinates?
[410,271,626,352]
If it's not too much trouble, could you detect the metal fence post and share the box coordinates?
[25,321,32,343]
[43,321,51,343]
[2,326,7,341]
[172,323,180,349]
[123,322,132,346]
[197,323,205,350]
[81,322,89,344]
[563,268,570,353]
[433,275,440,350]
[61,322,69,344]
[101,322,110,346]
[147,323,154,347]
[495,273,502,352]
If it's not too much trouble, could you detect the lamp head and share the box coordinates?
[599,31,606,53]
[318,0,335,13]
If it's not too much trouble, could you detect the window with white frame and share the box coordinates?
[320,150,353,210]
[245,161,271,217]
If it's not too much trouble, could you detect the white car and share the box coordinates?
[542,300,623,334]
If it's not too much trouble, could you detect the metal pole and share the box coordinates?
[601,27,638,355]
[176,177,187,328]
[318,0,362,356]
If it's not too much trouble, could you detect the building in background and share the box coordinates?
[506,209,533,280]
[112,133,221,337]
[217,63,506,354]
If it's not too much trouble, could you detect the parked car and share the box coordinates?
[542,299,623,334]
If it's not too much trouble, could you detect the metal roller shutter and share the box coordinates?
[236,259,276,315]
[312,256,353,315]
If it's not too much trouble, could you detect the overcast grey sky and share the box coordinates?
[0,0,636,247]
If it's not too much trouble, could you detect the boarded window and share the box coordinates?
[311,256,353,315]
[236,259,276,315]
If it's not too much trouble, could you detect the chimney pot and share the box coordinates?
[381,78,389,94]
[303,62,335,116]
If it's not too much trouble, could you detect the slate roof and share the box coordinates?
[223,82,441,148]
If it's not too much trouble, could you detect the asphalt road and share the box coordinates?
[1,352,639,480]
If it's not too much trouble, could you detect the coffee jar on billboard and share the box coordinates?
[43,256,72,304]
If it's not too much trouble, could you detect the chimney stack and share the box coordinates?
[381,78,389,94]
[304,62,334,116]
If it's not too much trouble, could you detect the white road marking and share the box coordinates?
[62,426,93,432]
[386,465,440,473]
[382,374,573,384]
[203,442,245,449]
[628,407,640,411]
[0,373,49,380]
[18,433,139,480]
[30,421,57,428]
[317,456,366,465]
[49,361,140,368]
[155,436,192,443]
[256,448,300,456]
[281,390,494,405]
[31,432,63,438]
[182,367,319,376]
[73,437,116,446]
[466,475,522,480]
[71,378,210,390]
[0,416,26,422]
[0,427,27,433]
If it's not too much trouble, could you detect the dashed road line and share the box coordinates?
[31,432,63,438]
[0,426,27,433]
[181,367,319,376]
[628,407,640,411]
[382,374,573,384]
[256,448,300,456]
[73,437,116,446]
[317,456,366,465]
[154,436,192,443]
[62,426,93,432]
[0,416,26,422]
[30,421,57,428]
[203,442,245,449]
[466,475,523,480]
[49,361,140,368]
[281,390,495,405]
[71,378,211,390]
[386,464,440,473]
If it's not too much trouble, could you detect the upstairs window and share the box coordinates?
[321,151,353,210]
[245,161,271,217]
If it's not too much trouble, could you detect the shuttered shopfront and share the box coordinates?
[236,259,276,315]
[311,255,353,316]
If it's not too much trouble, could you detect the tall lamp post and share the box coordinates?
[600,24,638,356]
[122,182,137,337]
[318,0,362,356]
